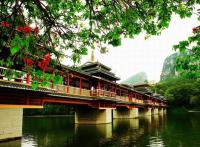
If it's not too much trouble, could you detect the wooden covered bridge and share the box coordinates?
[0,61,167,141]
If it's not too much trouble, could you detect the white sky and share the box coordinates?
[64,14,199,83]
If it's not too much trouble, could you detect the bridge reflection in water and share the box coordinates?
[0,114,167,147]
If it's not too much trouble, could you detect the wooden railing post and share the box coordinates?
[80,78,82,95]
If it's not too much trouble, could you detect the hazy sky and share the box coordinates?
[65,14,199,82]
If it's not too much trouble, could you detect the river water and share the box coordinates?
[1,113,200,147]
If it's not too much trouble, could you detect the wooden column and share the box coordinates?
[104,83,106,96]
[50,80,54,89]
[26,74,30,84]
[89,81,92,96]
[115,87,117,98]
[110,85,112,97]
[129,93,132,102]
[80,78,82,95]
[98,80,100,96]
[67,74,70,93]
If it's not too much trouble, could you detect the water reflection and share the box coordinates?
[113,118,139,130]
[74,124,113,147]
[1,113,200,147]
[0,139,21,147]
[22,116,75,147]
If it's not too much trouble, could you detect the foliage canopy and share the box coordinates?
[173,25,200,78]
[0,0,199,86]
[154,77,200,108]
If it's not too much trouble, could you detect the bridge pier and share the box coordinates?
[158,108,164,115]
[75,106,112,124]
[152,108,159,115]
[139,108,152,117]
[113,107,138,119]
[0,108,23,141]
[163,108,167,114]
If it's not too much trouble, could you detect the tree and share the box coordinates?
[0,0,199,87]
[154,77,200,108]
[173,5,200,79]
[173,23,200,78]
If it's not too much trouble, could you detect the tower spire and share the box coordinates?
[91,50,94,62]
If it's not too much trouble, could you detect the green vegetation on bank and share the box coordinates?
[24,104,74,116]
[154,77,200,109]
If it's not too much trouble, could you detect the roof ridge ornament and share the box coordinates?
[91,50,94,62]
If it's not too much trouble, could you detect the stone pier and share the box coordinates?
[152,108,159,115]
[0,108,23,141]
[163,108,167,114]
[75,107,112,124]
[139,108,152,117]
[113,107,139,119]
[158,108,164,115]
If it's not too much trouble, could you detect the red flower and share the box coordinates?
[192,27,198,33]
[24,26,31,33]
[23,57,34,66]
[38,54,51,72]
[38,61,47,72]
[1,21,9,28]
[17,26,24,32]
[5,22,9,28]
[44,53,51,62]
[27,59,34,66]
[1,21,5,27]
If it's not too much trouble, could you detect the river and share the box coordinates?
[0,112,200,147]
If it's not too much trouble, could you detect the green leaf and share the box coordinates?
[32,82,39,90]
[10,47,20,55]
[109,38,121,47]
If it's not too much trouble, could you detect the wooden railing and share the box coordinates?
[0,66,165,106]
[0,66,26,82]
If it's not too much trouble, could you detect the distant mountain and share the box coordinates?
[122,72,148,85]
[160,53,178,81]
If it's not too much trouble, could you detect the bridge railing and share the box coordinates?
[55,84,67,93]
[0,66,27,82]
[94,89,117,97]
[54,84,91,97]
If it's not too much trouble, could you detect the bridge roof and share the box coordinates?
[81,61,111,71]
[80,61,120,81]
[57,65,165,101]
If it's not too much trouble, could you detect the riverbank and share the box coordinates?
[168,107,200,114]
[24,114,74,117]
